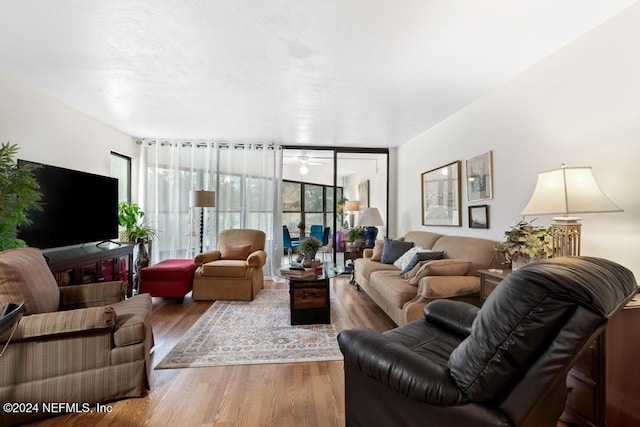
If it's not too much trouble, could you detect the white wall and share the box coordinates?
[396,4,640,278]
[0,72,136,188]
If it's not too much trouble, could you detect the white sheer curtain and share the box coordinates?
[137,140,283,279]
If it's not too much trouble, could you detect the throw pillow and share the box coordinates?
[380,237,414,264]
[401,259,432,280]
[398,250,446,275]
[407,259,472,286]
[393,246,424,271]
[370,240,384,261]
[221,244,252,260]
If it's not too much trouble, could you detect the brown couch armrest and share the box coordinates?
[60,281,126,310]
[11,306,116,341]
[247,250,267,267]
[195,250,222,265]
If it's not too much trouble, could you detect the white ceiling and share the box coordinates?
[0,1,636,147]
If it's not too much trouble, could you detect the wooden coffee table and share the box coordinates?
[283,263,342,325]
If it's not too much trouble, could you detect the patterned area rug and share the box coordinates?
[156,289,345,369]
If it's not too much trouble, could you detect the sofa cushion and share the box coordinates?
[0,248,60,315]
[407,259,472,286]
[221,243,252,260]
[399,251,446,275]
[354,258,399,283]
[370,240,384,261]
[370,270,418,309]
[201,260,247,277]
[381,238,414,264]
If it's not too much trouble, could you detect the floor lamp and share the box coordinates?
[520,165,622,257]
[359,207,384,246]
[190,190,216,254]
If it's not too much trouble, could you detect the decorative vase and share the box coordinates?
[133,238,150,291]
[302,251,316,267]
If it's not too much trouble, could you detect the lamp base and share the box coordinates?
[364,226,378,247]
[550,217,581,257]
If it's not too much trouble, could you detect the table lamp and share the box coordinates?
[190,190,216,254]
[344,200,360,228]
[358,207,384,246]
[520,165,622,257]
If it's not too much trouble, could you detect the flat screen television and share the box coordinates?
[17,160,119,249]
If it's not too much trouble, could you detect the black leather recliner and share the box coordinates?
[338,257,638,427]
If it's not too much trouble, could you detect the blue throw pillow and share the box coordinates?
[399,251,445,275]
[380,238,414,264]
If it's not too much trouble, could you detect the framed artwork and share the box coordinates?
[468,205,489,229]
[421,161,461,226]
[466,151,493,201]
[358,180,370,209]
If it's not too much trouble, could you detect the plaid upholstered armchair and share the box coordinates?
[0,248,153,426]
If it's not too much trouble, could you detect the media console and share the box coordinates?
[42,242,135,297]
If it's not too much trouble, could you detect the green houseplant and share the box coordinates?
[0,142,42,250]
[346,227,366,243]
[297,237,321,266]
[118,202,158,242]
[495,219,552,270]
[118,201,159,289]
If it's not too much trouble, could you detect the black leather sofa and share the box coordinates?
[338,257,638,427]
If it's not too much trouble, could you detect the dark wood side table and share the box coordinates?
[478,269,513,302]
[561,297,640,427]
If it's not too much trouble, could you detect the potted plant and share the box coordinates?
[0,142,42,250]
[495,219,552,270]
[346,227,366,247]
[118,202,159,241]
[297,237,321,267]
[297,220,306,236]
[118,202,159,287]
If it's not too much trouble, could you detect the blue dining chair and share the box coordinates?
[283,225,299,261]
[310,225,323,242]
[318,227,332,261]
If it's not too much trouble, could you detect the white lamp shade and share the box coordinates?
[190,190,216,208]
[344,201,360,212]
[358,207,384,226]
[520,166,622,217]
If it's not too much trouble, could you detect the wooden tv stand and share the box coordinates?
[42,242,135,296]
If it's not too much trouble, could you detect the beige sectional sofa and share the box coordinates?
[353,231,501,326]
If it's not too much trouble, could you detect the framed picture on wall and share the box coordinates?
[466,151,493,201]
[421,161,461,227]
[358,180,370,209]
[468,205,489,229]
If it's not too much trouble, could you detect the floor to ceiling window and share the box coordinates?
[138,140,283,278]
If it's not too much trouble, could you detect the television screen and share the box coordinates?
[17,160,119,249]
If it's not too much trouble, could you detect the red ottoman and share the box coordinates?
[139,259,196,303]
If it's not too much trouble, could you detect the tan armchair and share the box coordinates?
[0,248,153,426]
[192,229,267,301]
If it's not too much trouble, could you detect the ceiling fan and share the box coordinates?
[285,153,327,175]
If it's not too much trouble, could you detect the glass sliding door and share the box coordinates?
[282,147,388,266]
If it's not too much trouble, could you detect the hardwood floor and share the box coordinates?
[29,276,396,426]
